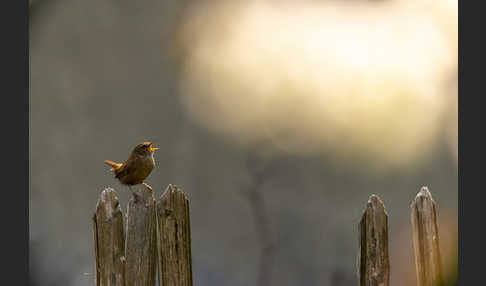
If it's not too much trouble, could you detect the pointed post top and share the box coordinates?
[161,184,189,201]
[96,187,120,219]
[368,194,384,205]
[365,194,387,216]
[411,186,436,209]
[417,186,432,199]
[166,184,177,192]
[100,187,118,202]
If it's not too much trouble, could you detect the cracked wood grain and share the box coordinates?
[357,194,390,286]
[125,187,157,286]
[93,188,126,286]
[411,187,444,286]
[157,184,193,286]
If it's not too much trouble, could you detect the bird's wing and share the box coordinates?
[114,157,137,179]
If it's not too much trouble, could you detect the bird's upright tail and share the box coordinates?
[104,160,122,171]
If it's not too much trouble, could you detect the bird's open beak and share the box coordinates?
[148,142,159,152]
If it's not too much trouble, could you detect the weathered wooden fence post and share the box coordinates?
[157,184,193,286]
[357,194,390,286]
[411,187,444,286]
[93,188,126,286]
[125,187,158,286]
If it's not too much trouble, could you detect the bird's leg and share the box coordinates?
[142,182,153,192]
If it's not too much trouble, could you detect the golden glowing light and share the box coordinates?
[176,0,457,170]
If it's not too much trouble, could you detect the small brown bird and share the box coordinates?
[104,141,159,195]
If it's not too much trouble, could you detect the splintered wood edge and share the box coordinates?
[100,188,121,217]
[92,212,100,286]
[128,186,156,207]
[160,184,189,202]
[410,186,438,226]
[411,186,436,209]
[361,194,388,220]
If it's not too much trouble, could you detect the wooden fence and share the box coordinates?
[93,184,192,286]
[358,187,444,286]
[93,185,445,286]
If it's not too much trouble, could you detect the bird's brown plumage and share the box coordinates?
[104,142,159,188]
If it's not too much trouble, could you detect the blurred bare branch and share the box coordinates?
[239,142,285,286]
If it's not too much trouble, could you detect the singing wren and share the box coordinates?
[104,141,159,195]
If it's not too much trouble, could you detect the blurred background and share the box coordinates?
[29,0,457,285]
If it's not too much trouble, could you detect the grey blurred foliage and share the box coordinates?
[29,1,457,286]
